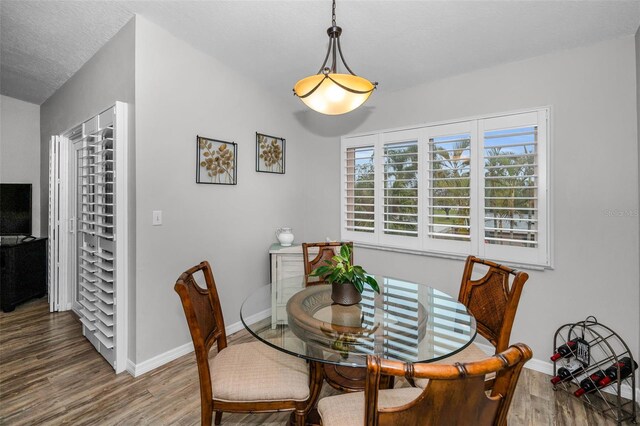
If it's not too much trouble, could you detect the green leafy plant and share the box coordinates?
[309,244,380,294]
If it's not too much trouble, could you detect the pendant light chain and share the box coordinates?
[332,0,337,27]
[329,0,339,74]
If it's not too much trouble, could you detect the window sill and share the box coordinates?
[352,242,551,272]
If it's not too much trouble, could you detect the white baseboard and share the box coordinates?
[475,342,640,401]
[126,308,271,377]
[126,341,194,377]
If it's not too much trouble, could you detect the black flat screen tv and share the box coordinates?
[0,183,32,236]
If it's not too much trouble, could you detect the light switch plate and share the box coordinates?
[152,210,162,226]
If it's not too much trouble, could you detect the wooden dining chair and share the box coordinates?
[415,255,529,390]
[174,261,321,425]
[302,241,353,286]
[458,256,529,352]
[317,343,532,426]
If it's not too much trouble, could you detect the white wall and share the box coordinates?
[0,95,41,236]
[133,17,318,363]
[303,36,640,371]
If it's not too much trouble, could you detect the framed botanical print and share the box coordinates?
[197,135,237,185]
[256,133,285,174]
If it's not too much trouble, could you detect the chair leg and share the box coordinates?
[214,411,223,425]
[307,360,324,411]
[201,406,212,426]
[294,411,306,426]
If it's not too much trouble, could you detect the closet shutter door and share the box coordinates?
[48,136,60,312]
[75,103,128,373]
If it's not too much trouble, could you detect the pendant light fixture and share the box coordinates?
[293,0,377,115]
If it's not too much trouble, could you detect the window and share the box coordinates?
[341,109,550,267]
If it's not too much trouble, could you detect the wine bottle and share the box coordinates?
[574,371,606,397]
[550,340,579,361]
[550,361,586,385]
[597,357,639,387]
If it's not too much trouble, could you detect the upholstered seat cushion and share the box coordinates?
[414,342,491,389]
[318,387,422,426]
[210,341,310,402]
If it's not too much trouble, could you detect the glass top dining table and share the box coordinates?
[240,275,477,369]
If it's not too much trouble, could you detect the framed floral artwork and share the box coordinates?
[256,133,285,174]
[197,136,237,185]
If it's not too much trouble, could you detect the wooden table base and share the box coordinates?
[323,364,394,392]
[323,364,367,392]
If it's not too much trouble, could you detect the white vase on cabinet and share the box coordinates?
[276,227,294,246]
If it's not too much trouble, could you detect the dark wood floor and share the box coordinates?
[0,298,634,425]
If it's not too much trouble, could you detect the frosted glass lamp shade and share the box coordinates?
[294,73,375,115]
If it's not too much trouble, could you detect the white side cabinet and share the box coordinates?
[269,244,316,328]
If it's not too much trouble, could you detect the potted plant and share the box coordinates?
[309,244,380,305]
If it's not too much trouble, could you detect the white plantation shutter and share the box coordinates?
[479,111,548,265]
[340,108,550,268]
[483,128,537,246]
[428,135,471,239]
[382,138,419,240]
[425,121,475,253]
[342,135,377,243]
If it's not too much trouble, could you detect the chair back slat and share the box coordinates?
[367,343,532,426]
[458,256,528,352]
[302,242,353,286]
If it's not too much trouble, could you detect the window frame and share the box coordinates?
[340,107,552,269]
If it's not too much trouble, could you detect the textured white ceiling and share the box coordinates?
[2,1,639,105]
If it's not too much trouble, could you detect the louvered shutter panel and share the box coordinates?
[383,141,418,238]
[428,134,471,240]
[480,110,548,265]
[425,121,475,252]
[483,127,538,246]
[75,103,129,373]
[343,139,376,239]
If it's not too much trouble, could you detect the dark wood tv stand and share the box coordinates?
[0,237,47,312]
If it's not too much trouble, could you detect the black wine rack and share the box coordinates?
[551,317,637,424]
